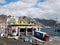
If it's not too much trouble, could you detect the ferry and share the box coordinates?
[0,16,50,41]
[55,23,60,31]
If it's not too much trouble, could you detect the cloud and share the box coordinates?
[37,0,60,20]
[0,0,38,15]
[0,0,60,21]
[0,0,6,4]
[21,0,37,4]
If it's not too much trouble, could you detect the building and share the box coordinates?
[7,20,37,36]
[6,16,39,37]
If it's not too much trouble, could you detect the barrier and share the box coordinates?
[20,35,60,45]
[20,35,45,45]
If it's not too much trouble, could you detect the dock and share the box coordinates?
[0,35,60,45]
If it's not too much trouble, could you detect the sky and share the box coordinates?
[0,0,60,21]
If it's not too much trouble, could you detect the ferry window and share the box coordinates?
[34,28,36,30]
[20,28,26,32]
[12,30,16,33]
[28,28,32,32]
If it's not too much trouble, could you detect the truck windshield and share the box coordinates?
[12,30,16,33]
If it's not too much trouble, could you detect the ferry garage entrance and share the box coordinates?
[19,27,36,36]
[7,25,36,37]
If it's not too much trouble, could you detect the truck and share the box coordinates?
[34,31,49,41]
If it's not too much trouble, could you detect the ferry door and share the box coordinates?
[19,28,30,36]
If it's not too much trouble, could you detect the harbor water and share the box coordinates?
[40,28,60,36]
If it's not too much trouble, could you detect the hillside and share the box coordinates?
[34,18,57,27]
[0,14,7,23]
[0,15,57,27]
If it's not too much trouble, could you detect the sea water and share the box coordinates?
[40,28,60,36]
